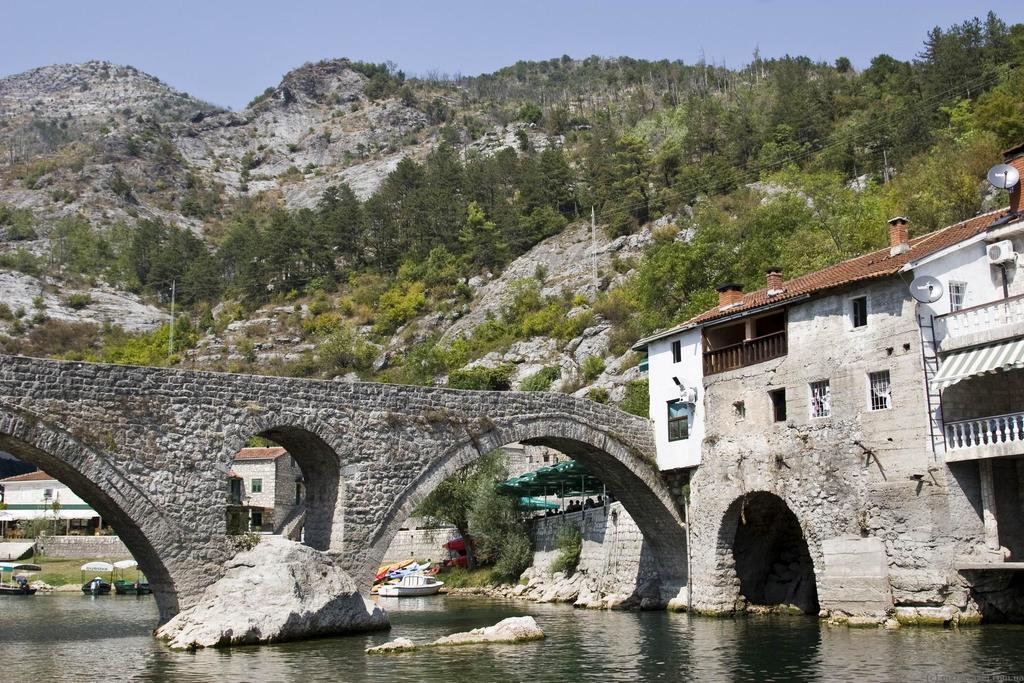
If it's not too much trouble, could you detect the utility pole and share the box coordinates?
[168,280,176,357]
[882,148,890,184]
[591,206,598,291]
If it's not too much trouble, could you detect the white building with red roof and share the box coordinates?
[229,446,304,533]
[634,145,1024,619]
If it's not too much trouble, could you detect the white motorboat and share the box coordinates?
[377,573,444,597]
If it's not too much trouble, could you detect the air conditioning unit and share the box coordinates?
[679,386,698,405]
[988,239,1017,265]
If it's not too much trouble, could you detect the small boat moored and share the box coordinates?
[80,561,114,595]
[112,559,151,595]
[0,562,40,596]
[377,573,444,597]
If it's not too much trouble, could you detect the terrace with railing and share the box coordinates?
[945,411,1024,453]
[934,293,1024,348]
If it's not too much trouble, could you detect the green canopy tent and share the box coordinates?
[495,459,606,508]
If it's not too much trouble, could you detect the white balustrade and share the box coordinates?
[945,412,1024,450]
[935,295,1024,342]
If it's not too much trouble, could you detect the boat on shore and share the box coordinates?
[0,562,40,596]
[377,573,444,597]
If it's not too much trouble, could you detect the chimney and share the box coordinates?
[1003,143,1024,214]
[716,283,744,308]
[766,266,783,295]
[888,216,910,256]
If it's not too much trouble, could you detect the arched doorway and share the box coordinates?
[721,492,818,614]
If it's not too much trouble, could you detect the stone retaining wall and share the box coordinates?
[381,527,459,564]
[36,534,130,558]
[528,502,657,595]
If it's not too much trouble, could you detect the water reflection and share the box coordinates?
[2,595,1024,682]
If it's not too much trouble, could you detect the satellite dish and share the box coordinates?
[988,163,1020,190]
[909,275,943,304]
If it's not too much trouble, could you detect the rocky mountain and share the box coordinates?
[0,57,627,396]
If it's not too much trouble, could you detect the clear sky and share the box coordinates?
[2,1,1019,110]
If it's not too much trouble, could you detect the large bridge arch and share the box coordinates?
[712,491,820,614]
[356,412,688,601]
[222,414,344,552]
[0,409,183,621]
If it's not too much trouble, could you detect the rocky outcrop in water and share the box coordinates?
[155,536,389,649]
[365,616,544,653]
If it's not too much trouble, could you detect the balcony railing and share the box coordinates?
[703,330,787,375]
[935,293,1024,343]
[945,411,1024,451]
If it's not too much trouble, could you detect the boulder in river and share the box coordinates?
[366,616,544,654]
[156,536,389,649]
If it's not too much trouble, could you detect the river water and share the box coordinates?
[2,594,1024,681]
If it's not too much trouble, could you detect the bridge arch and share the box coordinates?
[359,412,688,602]
[223,414,344,552]
[0,409,182,621]
[715,491,819,614]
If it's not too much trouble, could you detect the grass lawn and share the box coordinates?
[436,566,500,588]
[23,554,135,587]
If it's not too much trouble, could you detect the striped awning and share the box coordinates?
[932,338,1024,391]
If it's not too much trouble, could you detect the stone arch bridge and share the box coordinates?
[0,355,686,622]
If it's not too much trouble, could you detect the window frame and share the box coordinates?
[667,400,690,441]
[250,478,263,494]
[948,280,967,312]
[850,296,868,329]
[868,370,892,411]
[769,388,787,422]
[671,339,682,364]
[809,379,831,419]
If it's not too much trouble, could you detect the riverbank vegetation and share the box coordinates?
[416,449,533,583]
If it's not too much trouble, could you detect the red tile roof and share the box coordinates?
[0,470,55,483]
[233,447,287,461]
[637,207,1013,345]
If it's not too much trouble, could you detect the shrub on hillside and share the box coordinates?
[448,364,515,391]
[520,366,560,392]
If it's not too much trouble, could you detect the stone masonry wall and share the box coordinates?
[688,278,987,616]
[0,354,675,623]
[529,502,658,596]
[36,534,130,558]
[381,526,459,564]
[941,367,1024,423]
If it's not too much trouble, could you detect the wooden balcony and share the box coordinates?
[703,330,787,375]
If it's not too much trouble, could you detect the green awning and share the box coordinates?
[496,460,605,498]
[933,338,1024,391]
[517,497,560,510]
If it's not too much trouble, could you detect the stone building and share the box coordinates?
[228,447,304,533]
[635,147,1024,621]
